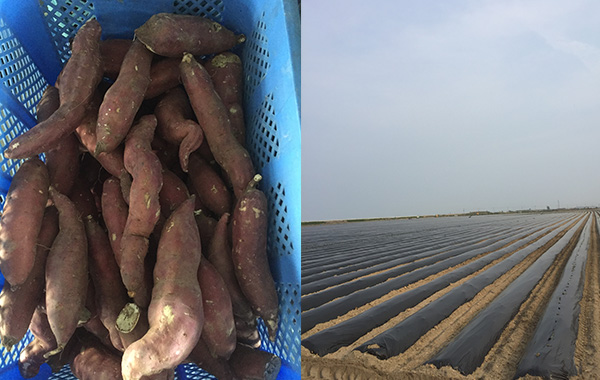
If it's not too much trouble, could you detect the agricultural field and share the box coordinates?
[301,211,600,380]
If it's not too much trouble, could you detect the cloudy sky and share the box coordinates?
[302,0,600,221]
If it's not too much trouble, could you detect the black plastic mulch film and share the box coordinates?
[301,219,519,278]
[302,226,513,297]
[301,218,509,273]
[302,216,572,356]
[513,213,594,379]
[302,232,509,311]
[354,214,582,358]
[301,216,574,335]
[425,215,589,375]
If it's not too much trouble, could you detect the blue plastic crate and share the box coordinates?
[0,0,300,379]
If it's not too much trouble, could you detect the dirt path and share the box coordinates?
[573,213,600,380]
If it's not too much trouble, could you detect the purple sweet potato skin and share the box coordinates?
[4,19,102,159]
[205,52,245,145]
[18,307,58,378]
[188,153,231,216]
[100,39,133,79]
[85,214,129,352]
[36,86,60,122]
[197,259,236,359]
[194,208,217,245]
[45,188,88,351]
[40,82,78,196]
[120,115,163,307]
[206,213,258,346]
[46,133,80,197]
[75,90,131,188]
[231,183,279,340]
[96,39,153,155]
[145,58,181,99]
[121,197,203,380]
[155,87,204,172]
[70,178,100,222]
[188,338,235,380]
[0,207,58,350]
[122,115,163,237]
[228,343,282,380]
[69,331,124,380]
[135,13,242,57]
[101,177,129,266]
[180,53,255,199]
[159,168,189,215]
[0,157,49,286]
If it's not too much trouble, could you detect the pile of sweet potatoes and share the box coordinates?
[0,13,281,380]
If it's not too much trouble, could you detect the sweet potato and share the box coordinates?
[45,187,88,355]
[152,136,180,171]
[205,53,243,108]
[198,259,236,359]
[120,115,163,307]
[45,328,81,372]
[205,52,245,145]
[118,305,151,349]
[121,197,203,380]
[135,13,245,57]
[197,138,217,164]
[231,175,279,341]
[70,178,100,222]
[188,338,236,380]
[68,330,124,380]
[30,304,57,346]
[206,213,259,347]
[70,329,176,380]
[0,207,58,350]
[83,311,113,350]
[46,133,80,197]
[81,281,112,351]
[86,214,130,352]
[145,57,181,99]
[123,115,163,234]
[159,168,189,215]
[235,317,261,349]
[186,176,208,211]
[119,310,187,380]
[0,157,49,286]
[19,339,53,377]
[154,87,204,172]
[228,344,281,380]
[180,53,255,199]
[18,306,57,378]
[101,177,129,266]
[95,39,153,155]
[100,39,133,80]
[194,208,217,245]
[4,19,103,159]
[36,85,60,122]
[188,152,231,216]
[37,85,79,196]
[75,89,132,194]
[37,86,82,195]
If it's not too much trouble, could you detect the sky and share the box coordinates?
[302,0,600,221]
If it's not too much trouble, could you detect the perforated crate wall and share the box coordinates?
[0,0,300,379]
[173,0,224,19]
[0,16,49,208]
[41,0,95,63]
